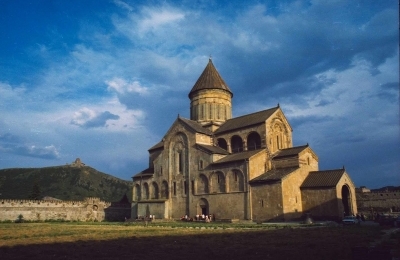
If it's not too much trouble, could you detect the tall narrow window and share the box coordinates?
[261,200,264,207]
[234,172,238,182]
[178,152,183,173]
[173,182,176,196]
[160,166,163,176]
[191,181,195,195]
[199,160,203,170]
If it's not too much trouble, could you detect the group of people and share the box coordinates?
[135,215,156,221]
[180,214,215,222]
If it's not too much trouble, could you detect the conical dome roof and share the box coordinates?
[189,59,233,99]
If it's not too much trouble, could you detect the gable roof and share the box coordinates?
[215,106,279,134]
[132,167,154,179]
[189,59,232,99]
[196,144,230,155]
[178,117,213,135]
[212,148,264,165]
[301,169,346,188]
[249,167,299,184]
[273,144,309,159]
[148,141,164,151]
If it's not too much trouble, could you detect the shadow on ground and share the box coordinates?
[0,226,397,260]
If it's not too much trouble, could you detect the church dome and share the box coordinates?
[189,59,233,130]
[189,58,233,99]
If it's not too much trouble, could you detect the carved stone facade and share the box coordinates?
[132,59,357,222]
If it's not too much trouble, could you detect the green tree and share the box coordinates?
[29,181,41,200]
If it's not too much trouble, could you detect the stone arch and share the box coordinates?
[151,182,159,199]
[198,174,209,194]
[134,184,141,201]
[247,132,261,150]
[161,181,169,199]
[210,171,225,193]
[143,182,149,200]
[341,184,353,216]
[169,132,189,177]
[197,198,209,216]
[231,135,243,153]
[226,169,245,192]
[217,138,228,150]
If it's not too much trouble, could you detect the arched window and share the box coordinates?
[134,184,141,201]
[170,133,188,176]
[226,170,244,192]
[217,138,228,150]
[247,132,262,150]
[198,174,209,194]
[231,135,243,153]
[161,181,168,199]
[143,183,149,200]
[151,182,159,199]
[271,122,285,152]
[199,159,204,170]
[210,171,225,193]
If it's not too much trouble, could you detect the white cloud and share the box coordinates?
[69,98,145,131]
[138,7,185,34]
[113,0,133,12]
[0,82,26,107]
[106,78,149,95]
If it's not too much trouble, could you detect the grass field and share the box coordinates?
[0,221,396,260]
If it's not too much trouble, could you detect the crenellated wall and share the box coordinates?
[0,197,131,222]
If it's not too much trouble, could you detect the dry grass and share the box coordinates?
[0,222,384,260]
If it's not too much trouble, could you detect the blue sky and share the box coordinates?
[0,0,398,189]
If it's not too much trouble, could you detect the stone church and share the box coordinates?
[132,59,357,222]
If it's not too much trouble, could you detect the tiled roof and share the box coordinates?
[249,167,299,183]
[189,59,233,98]
[132,168,154,179]
[273,144,309,159]
[212,148,264,165]
[148,141,164,151]
[215,107,279,134]
[301,169,345,188]
[196,144,230,155]
[179,117,213,135]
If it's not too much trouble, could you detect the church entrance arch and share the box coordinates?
[341,185,352,216]
[197,198,209,216]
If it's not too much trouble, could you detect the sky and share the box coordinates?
[0,0,398,189]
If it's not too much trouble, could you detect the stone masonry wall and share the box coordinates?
[356,190,400,213]
[0,197,131,222]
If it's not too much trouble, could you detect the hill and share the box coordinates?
[371,186,400,192]
[0,163,132,202]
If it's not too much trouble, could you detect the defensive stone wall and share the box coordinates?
[356,189,400,213]
[0,197,131,222]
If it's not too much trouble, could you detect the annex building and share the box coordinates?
[132,59,357,222]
